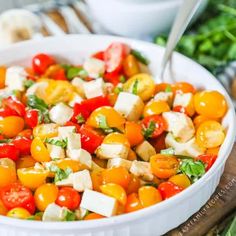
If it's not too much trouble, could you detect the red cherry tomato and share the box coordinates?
[0,107,18,117]
[158,181,183,200]
[104,71,121,86]
[0,183,35,214]
[71,103,90,123]
[173,106,188,115]
[92,51,104,61]
[197,154,217,171]
[25,109,39,128]
[56,187,81,210]
[149,132,167,153]
[0,143,19,161]
[52,68,67,81]
[79,125,104,154]
[32,53,55,75]
[18,129,33,139]
[64,121,81,133]
[12,137,32,155]
[104,43,130,73]
[2,96,26,117]
[142,115,167,138]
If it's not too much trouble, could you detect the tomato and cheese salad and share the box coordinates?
[0,42,228,221]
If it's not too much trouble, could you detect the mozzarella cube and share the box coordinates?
[67,149,92,168]
[165,133,205,158]
[135,141,156,162]
[83,78,105,99]
[114,92,144,121]
[163,111,195,142]
[58,126,76,139]
[81,189,118,217]
[66,132,81,151]
[55,173,73,187]
[83,57,105,78]
[5,66,27,91]
[49,103,73,125]
[42,203,65,221]
[46,142,65,160]
[130,160,153,181]
[154,91,173,105]
[68,93,83,107]
[73,170,93,192]
[96,143,129,159]
[107,158,132,170]
[173,93,195,116]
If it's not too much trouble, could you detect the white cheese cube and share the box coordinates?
[49,103,73,125]
[55,173,73,187]
[5,66,27,91]
[71,77,85,96]
[83,78,105,99]
[163,111,195,142]
[165,133,205,158]
[114,92,144,121]
[66,132,81,151]
[68,93,83,107]
[96,143,129,160]
[46,142,65,160]
[135,141,156,162]
[58,126,76,139]
[130,160,153,181]
[67,149,92,168]
[81,189,118,217]
[83,57,105,78]
[154,91,173,105]
[73,170,93,192]
[42,203,65,221]
[107,158,132,170]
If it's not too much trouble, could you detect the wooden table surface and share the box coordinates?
[166,144,236,236]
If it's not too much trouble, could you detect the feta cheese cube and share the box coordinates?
[135,141,156,162]
[66,132,81,151]
[58,126,76,139]
[173,93,195,116]
[46,142,65,160]
[96,143,129,159]
[114,92,144,121]
[42,203,65,221]
[130,160,153,181]
[162,111,195,142]
[153,91,173,105]
[67,149,92,168]
[83,78,105,99]
[5,66,27,91]
[83,58,105,78]
[68,92,83,107]
[107,158,132,170]
[49,103,73,125]
[165,132,205,158]
[71,77,85,96]
[80,189,118,217]
[73,170,93,192]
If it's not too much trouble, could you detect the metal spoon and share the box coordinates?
[158,0,203,81]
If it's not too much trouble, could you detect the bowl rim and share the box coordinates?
[0,34,235,231]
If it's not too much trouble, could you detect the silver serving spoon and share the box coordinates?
[158,0,203,82]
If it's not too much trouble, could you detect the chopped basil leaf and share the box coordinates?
[63,209,76,221]
[76,114,85,124]
[67,67,81,80]
[179,159,205,183]
[78,69,88,79]
[27,212,43,221]
[176,155,194,160]
[0,139,12,143]
[24,80,35,89]
[142,121,156,139]
[119,75,126,83]
[144,182,158,188]
[131,49,150,65]
[45,138,68,148]
[98,114,114,134]
[114,87,123,94]
[132,79,139,95]
[165,85,172,93]
[160,147,175,155]
[50,165,72,183]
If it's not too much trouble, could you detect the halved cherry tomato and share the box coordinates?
[16,155,36,169]
[104,71,121,86]
[2,96,26,117]
[169,174,191,189]
[143,101,170,117]
[18,129,33,139]
[172,82,196,94]
[158,181,183,200]
[155,83,171,94]
[0,67,6,89]
[0,199,7,215]
[0,107,18,118]
[12,137,32,155]
[79,125,104,154]
[104,42,130,73]
[51,68,67,81]
[25,109,39,128]
[173,106,188,115]
[32,53,55,75]
[71,103,90,123]
[103,132,130,147]
[123,55,140,78]
[0,158,17,187]
[56,187,81,210]
[91,171,103,192]
[149,132,167,153]
[125,193,143,213]
[197,154,217,171]
[0,144,19,161]
[92,51,104,61]
[84,213,105,220]
[31,137,51,162]
[7,207,31,219]
[0,182,35,214]
[126,174,141,194]
[142,115,167,138]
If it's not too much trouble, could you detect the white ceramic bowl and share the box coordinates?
[0,35,235,236]
[86,0,208,38]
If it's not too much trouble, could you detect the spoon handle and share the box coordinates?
[160,0,202,79]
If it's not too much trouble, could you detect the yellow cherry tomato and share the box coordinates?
[206,147,220,155]
[169,174,191,189]
[103,132,130,147]
[194,91,227,119]
[0,158,17,188]
[86,106,125,129]
[7,207,31,219]
[100,183,127,205]
[16,155,37,169]
[127,149,137,161]
[0,66,6,89]
[123,73,155,101]
[143,100,170,117]
[126,174,141,194]
[91,171,103,192]
[17,167,49,190]
[0,199,7,216]
[123,55,140,78]
[31,137,51,162]
[0,116,24,138]
[193,115,220,129]
[138,186,162,208]
[196,121,225,148]
[55,159,88,172]
[34,184,58,212]
[33,123,58,140]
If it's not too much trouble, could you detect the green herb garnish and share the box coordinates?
[45,138,68,149]
[119,75,126,83]
[76,114,85,124]
[160,147,175,155]
[142,121,156,139]
[165,85,172,93]
[132,79,139,95]
[24,80,35,89]
[63,209,76,221]
[131,49,150,65]
[114,87,123,94]
[144,182,158,188]
[98,114,114,133]
[50,165,72,183]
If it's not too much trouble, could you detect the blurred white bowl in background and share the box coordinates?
[86,0,208,38]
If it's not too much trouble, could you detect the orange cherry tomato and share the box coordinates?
[7,207,31,219]
[84,213,105,220]
[143,101,170,117]
[34,184,58,211]
[0,199,7,215]
[196,154,217,171]
[194,91,227,119]
[16,156,37,169]
[149,132,167,153]
[158,181,183,200]
[169,174,191,189]
[193,115,220,129]
[102,167,131,189]
[125,193,143,213]
[126,174,141,195]
[155,83,170,94]
[172,82,196,94]
[0,116,24,138]
[206,147,220,155]
[0,158,17,188]
[0,67,6,89]
[55,159,87,172]
[150,154,179,179]
[127,149,137,161]
[91,171,103,192]
[103,132,130,147]
[123,55,140,78]
[138,186,162,208]
[31,137,51,162]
